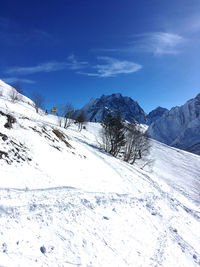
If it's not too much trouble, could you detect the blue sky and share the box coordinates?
[0,0,200,113]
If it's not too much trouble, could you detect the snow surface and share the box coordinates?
[0,81,200,266]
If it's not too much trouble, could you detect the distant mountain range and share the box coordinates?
[147,93,200,155]
[77,92,200,155]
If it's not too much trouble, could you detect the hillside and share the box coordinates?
[0,82,200,266]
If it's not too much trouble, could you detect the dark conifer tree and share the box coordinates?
[101,113,126,156]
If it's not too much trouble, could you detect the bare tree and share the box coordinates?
[76,111,86,131]
[32,93,45,113]
[99,114,152,169]
[55,103,75,128]
[10,83,23,102]
[64,103,75,129]
[123,122,152,168]
[56,105,64,127]
[56,113,63,127]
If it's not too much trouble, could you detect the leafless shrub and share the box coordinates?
[32,93,45,113]
[10,83,23,102]
[98,117,153,170]
[57,114,63,127]
[64,104,75,129]
[56,103,75,128]
[123,122,152,169]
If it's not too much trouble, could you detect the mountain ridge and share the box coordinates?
[147,93,200,155]
[77,93,168,124]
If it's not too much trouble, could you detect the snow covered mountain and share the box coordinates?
[77,93,168,126]
[147,93,200,155]
[78,93,147,123]
[146,106,168,125]
[0,80,200,266]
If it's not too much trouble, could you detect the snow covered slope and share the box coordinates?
[0,80,34,105]
[0,83,200,267]
[147,93,200,155]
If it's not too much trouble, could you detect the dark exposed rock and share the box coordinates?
[75,93,147,123]
[0,132,8,141]
[0,110,16,129]
[40,246,46,254]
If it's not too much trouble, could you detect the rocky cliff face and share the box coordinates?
[147,93,200,155]
[79,93,147,123]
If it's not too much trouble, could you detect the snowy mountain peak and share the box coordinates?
[147,93,200,155]
[112,93,122,98]
[146,106,168,125]
[195,92,200,99]
[79,93,147,123]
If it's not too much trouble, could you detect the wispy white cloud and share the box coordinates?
[130,32,185,55]
[96,32,185,56]
[2,77,36,84]
[6,62,70,75]
[5,56,141,78]
[67,54,88,70]
[6,55,88,75]
[79,56,142,77]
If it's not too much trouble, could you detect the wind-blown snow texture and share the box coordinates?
[147,93,200,155]
[0,80,200,266]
